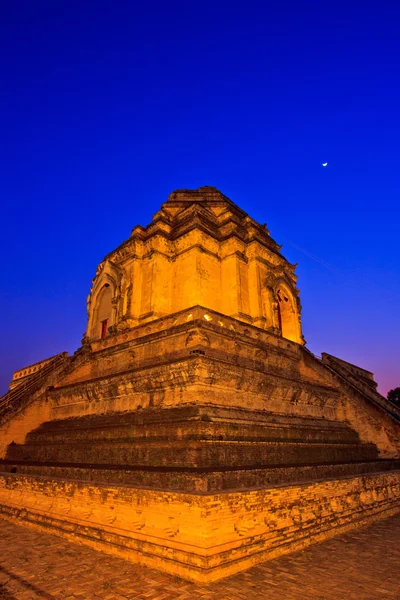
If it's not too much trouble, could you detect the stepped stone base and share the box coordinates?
[3,406,380,471]
[1,469,400,582]
[2,458,400,491]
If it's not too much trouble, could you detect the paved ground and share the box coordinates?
[0,514,400,600]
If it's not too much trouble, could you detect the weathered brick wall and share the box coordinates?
[0,395,51,459]
[1,470,399,582]
[302,348,400,457]
[0,354,73,459]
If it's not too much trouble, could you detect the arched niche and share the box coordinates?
[86,260,122,340]
[94,285,113,339]
[275,282,301,343]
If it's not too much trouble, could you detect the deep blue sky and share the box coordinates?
[0,1,399,396]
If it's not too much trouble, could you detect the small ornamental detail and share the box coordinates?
[185,330,211,348]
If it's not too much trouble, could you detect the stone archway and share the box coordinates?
[94,284,113,339]
[86,260,123,341]
[276,285,299,343]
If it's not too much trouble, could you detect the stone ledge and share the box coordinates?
[0,469,399,582]
[1,458,400,491]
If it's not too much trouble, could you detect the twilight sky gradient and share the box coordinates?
[0,1,399,396]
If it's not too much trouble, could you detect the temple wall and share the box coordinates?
[1,470,399,582]
[152,252,172,316]
[0,395,51,459]
[130,259,142,323]
[140,257,154,317]
[172,249,200,312]
[336,393,400,458]
[247,259,263,323]
[46,313,339,422]
[301,350,400,458]
[221,253,242,317]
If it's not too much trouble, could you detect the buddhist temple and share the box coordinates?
[0,186,399,582]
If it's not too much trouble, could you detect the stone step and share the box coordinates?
[1,458,399,492]
[6,438,378,467]
[31,405,352,430]
[25,419,360,445]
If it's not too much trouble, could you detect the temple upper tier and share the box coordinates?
[86,186,304,344]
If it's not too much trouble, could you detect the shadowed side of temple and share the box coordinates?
[0,187,399,583]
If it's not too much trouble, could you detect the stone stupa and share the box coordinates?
[1,186,399,582]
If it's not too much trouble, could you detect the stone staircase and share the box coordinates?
[321,353,400,422]
[3,405,397,492]
[0,353,70,426]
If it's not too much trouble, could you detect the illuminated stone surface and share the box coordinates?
[1,513,400,598]
[0,187,399,582]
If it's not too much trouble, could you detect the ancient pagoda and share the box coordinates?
[1,186,400,582]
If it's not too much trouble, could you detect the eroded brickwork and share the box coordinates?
[2,514,400,599]
[0,470,399,582]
